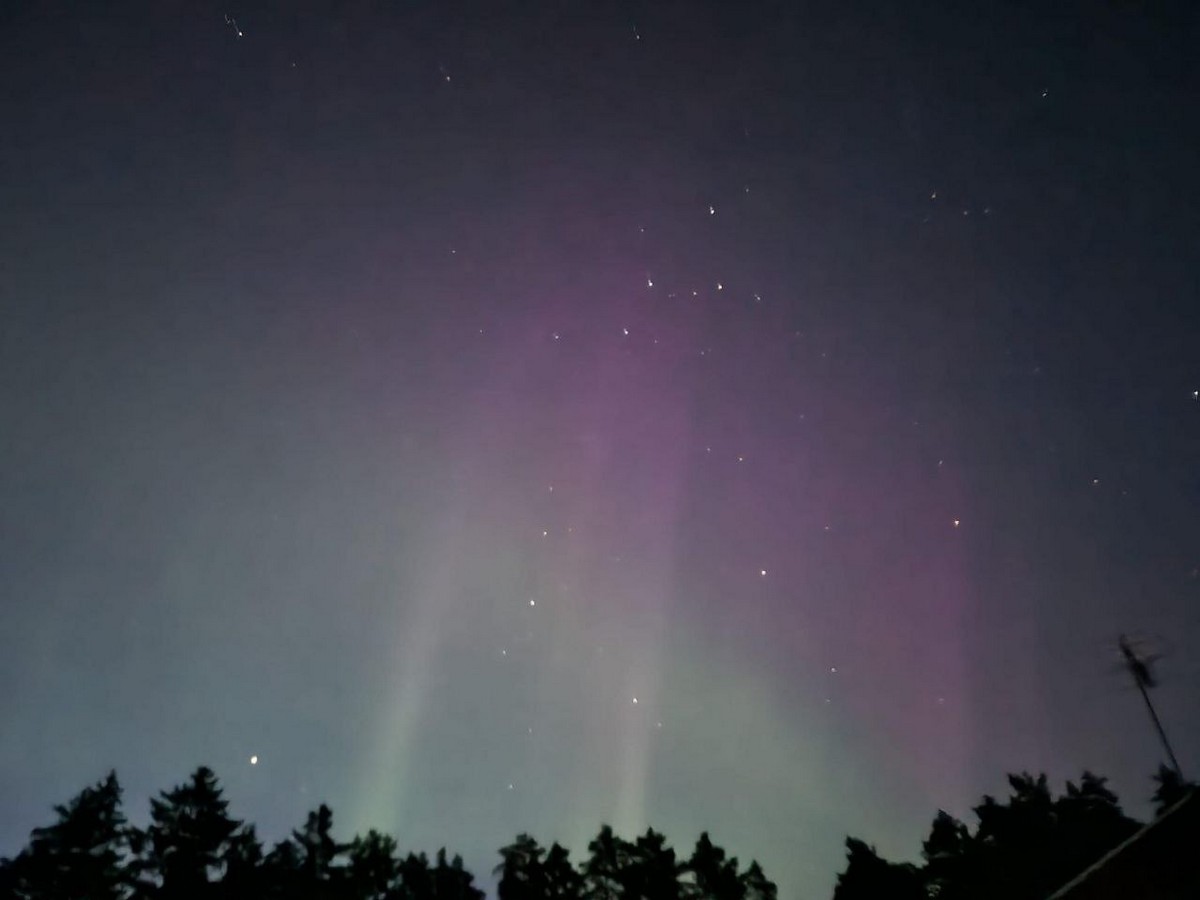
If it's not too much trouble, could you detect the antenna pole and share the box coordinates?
[1120,635,1184,779]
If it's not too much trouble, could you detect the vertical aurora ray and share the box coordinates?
[354,291,701,838]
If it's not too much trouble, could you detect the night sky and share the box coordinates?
[1,2,1198,897]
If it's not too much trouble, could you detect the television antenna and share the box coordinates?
[1117,634,1184,779]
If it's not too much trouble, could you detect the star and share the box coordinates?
[709,205,716,215]
[953,519,960,527]
[632,696,638,704]
[249,755,258,765]
[529,599,536,607]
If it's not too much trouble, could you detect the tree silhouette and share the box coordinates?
[621,829,681,900]
[836,769,1154,900]
[262,837,304,898]
[4,762,1170,900]
[830,838,922,900]
[496,833,549,900]
[683,832,742,900]
[920,810,971,900]
[345,829,402,900]
[1150,762,1195,817]
[582,825,630,900]
[396,851,442,900]
[221,824,265,900]
[2,771,132,900]
[132,765,245,899]
[542,842,584,900]
[264,805,350,900]
[299,805,344,882]
[1054,771,1139,878]
[738,861,775,900]
[432,847,485,900]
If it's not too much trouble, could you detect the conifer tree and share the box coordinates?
[134,766,244,899]
[683,833,742,900]
[346,829,401,900]
[1150,763,1195,816]
[496,833,548,900]
[5,771,132,900]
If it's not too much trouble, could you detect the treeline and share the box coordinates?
[831,764,1194,900]
[0,766,777,900]
[1,764,1193,899]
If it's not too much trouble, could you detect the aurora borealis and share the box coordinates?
[1,3,1197,897]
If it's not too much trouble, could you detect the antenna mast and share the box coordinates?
[1118,634,1184,779]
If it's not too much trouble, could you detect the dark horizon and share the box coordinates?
[2,762,1195,899]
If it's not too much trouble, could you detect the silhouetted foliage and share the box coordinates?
[920,810,971,900]
[831,838,922,900]
[221,825,265,900]
[1150,763,1195,817]
[738,861,775,900]
[582,825,629,900]
[834,769,1148,900]
[9,762,1169,900]
[543,843,586,900]
[345,829,402,900]
[496,834,548,900]
[131,765,246,900]
[623,830,681,900]
[683,832,743,900]
[2,771,132,900]
[433,848,485,900]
